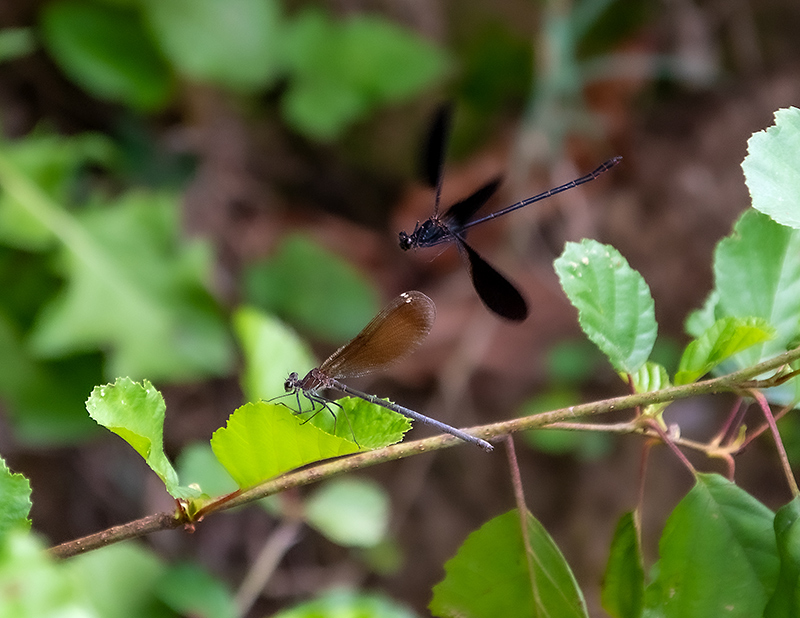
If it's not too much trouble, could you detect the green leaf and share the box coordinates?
[271,589,416,618]
[244,233,380,344]
[66,541,171,618]
[305,478,389,548]
[555,239,657,374]
[430,509,588,618]
[298,396,411,450]
[156,562,236,618]
[764,497,800,617]
[714,210,800,367]
[281,8,450,140]
[0,457,32,536]
[707,209,800,405]
[0,529,97,617]
[628,360,670,392]
[210,401,358,489]
[39,0,172,110]
[25,191,233,381]
[675,316,775,385]
[86,377,197,499]
[142,0,282,91]
[742,107,800,230]
[233,306,315,402]
[210,400,410,488]
[602,511,644,618]
[644,473,779,617]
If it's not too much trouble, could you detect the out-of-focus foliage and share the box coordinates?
[40,1,174,110]
[37,0,450,140]
[0,28,35,63]
[0,132,233,444]
[244,234,380,345]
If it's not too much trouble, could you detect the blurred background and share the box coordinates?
[2,0,800,615]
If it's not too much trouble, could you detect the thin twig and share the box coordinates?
[49,511,183,559]
[48,345,800,559]
[543,421,730,454]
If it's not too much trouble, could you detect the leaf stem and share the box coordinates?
[645,419,696,476]
[505,436,538,599]
[748,389,800,497]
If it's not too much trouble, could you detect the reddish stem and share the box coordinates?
[748,389,799,497]
[645,419,696,476]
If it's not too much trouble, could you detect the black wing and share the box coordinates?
[460,239,528,321]
[421,104,452,190]
[440,177,502,231]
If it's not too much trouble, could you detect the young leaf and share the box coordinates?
[39,0,173,110]
[628,361,671,419]
[764,497,800,617]
[292,393,411,450]
[305,477,389,548]
[0,456,32,535]
[86,378,197,499]
[309,397,411,450]
[555,240,657,374]
[645,473,779,617]
[742,107,800,230]
[714,210,800,368]
[602,511,644,618]
[430,509,588,618]
[629,361,670,393]
[233,306,316,402]
[211,402,358,489]
[675,316,774,385]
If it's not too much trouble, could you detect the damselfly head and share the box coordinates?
[284,372,299,392]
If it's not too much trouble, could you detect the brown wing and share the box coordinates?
[318,291,436,380]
